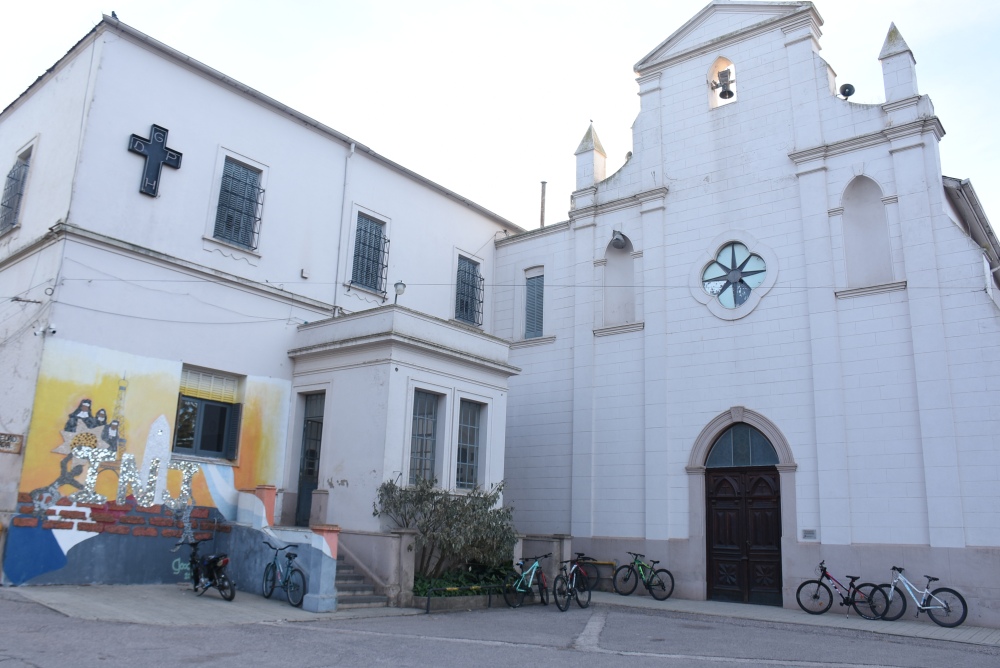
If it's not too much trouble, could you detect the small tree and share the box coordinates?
[373,477,517,578]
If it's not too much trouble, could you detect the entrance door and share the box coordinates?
[706,467,782,605]
[295,393,324,527]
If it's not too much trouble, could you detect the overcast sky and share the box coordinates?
[1,1,996,230]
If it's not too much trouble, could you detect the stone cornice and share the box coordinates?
[788,117,944,164]
[570,187,669,222]
[495,221,570,247]
[510,335,556,349]
[835,281,907,299]
[594,322,644,337]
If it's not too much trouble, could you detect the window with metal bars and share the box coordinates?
[525,274,544,338]
[455,256,484,326]
[0,151,31,233]
[214,158,264,250]
[409,390,439,484]
[456,400,483,490]
[351,212,389,293]
[173,368,242,460]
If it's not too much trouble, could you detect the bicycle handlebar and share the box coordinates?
[627,551,645,559]
[264,541,291,552]
[521,553,552,563]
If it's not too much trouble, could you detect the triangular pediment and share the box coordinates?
[636,1,819,73]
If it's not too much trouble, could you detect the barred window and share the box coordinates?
[214,158,264,250]
[525,273,544,338]
[409,390,439,484]
[351,212,389,292]
[455,256,484,326]
[0,151,31,233]
[456,400,483,490]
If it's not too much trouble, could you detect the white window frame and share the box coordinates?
[453,248,485,328]
[345,204,392,298]
[404,382,450,486]
[449,390,491,492]
[0,138,37,236]
[689,230,777,321]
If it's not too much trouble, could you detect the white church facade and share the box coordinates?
[1,0,999,626]
[495,1,1000,624]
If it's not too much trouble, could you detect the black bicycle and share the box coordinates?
[795,560,887,620]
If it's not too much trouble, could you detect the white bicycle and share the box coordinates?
[880,566,967,628]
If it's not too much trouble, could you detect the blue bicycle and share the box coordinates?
[503,553,551,608]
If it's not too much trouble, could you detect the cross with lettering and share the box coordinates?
[128,124,182,197]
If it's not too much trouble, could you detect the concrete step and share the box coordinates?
[334,556,388,608]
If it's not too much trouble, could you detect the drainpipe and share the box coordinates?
[332,142,356,314]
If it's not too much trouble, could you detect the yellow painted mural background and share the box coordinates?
[20,339,287,507]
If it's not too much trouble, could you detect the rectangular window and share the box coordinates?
[525,273,544,338]
[214,158,264,250]
[455,256,484,326]
[351,212,389,292]
[409,390,438,484]
[173,368,242,460]
[456,400,482,490]
[0,150,31,233]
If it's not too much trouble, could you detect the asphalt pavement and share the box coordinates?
[1,583,997,648]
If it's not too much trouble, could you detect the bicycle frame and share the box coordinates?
[890,570,948,612]
[515,559,541,591]
[630,556,653,584]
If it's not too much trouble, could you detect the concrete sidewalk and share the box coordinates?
[3,583,999,647]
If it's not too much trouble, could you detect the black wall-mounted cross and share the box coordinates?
[128,124,182,197]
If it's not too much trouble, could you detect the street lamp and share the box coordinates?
[394,280,406,304]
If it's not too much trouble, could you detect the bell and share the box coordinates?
[719,85,734,99]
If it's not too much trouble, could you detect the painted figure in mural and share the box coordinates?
[64,399,95,432]
[94,409,108,427]
[29,453,84,516]
[101,419,123,455]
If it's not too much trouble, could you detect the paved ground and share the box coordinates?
[2,583,998,647]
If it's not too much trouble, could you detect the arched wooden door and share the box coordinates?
[705,423,782,606]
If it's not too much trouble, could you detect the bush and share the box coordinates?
[373,477,517,578]
[413,563,509,597]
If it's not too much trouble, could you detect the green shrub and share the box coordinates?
[373,477,517,578]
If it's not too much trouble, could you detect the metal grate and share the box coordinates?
[455,256,484,326]
[525,274,544,338]
[409,390,438,484]
[0,154,30,233]
[455,400,482,489]
[350,212,389,292]
[214,158,265,250]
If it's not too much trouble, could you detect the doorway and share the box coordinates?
[295,393,325,527]
[704,423,782,606]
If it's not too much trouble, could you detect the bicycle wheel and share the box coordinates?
[553,574,570,612]
[851,583,887,620]
[216,573,236,601]
[538,572,549,606]
[262,563,276,598]
[647,569,674,601]
[795,579,832,614]
[613,565,638,596]
[574,570,590,593]
[926,587,968,628]
[286,568,306,607]
[575,575,591,608]
[580,562,599,588]
[503,572,526,608]
[880,584,906,622]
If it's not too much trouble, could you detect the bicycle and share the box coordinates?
[553,553,593,611]
[880,565,968,628]
[503,553,551,608]
[262,540,307,607]
[612,551,674,600]
[794,560,887,620]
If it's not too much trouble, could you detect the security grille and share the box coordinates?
[0,154,30,233]
[455,256,484,326]
[351,212,389,292]
[525,274,544,338]
[214,158,264,250]
[409,390,438,484]
[456,400,482,490]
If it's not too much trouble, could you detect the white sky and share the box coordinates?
[1,1,997,230]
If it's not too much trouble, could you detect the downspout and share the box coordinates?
[332,142,355,314]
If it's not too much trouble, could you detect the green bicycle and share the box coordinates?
[262,540,307,607]
[613,551,674,600]
[503,553,551,608]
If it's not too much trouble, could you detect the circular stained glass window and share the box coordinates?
[702,242,766,309]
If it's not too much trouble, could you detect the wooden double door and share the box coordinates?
[706,467,782,606]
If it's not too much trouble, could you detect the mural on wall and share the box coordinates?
[4,339,286,586]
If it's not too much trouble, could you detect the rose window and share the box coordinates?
[702,242,766,309]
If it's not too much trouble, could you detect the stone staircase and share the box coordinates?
[335,555,389,609]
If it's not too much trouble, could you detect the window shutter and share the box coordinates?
[180,369,238,402]
[525,275,544,338]
[224,402,242,460]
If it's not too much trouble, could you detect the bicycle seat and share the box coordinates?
[650,560,660,566]
[925,575,938,584]
[847,575,859,582]
[286,552,298,560]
